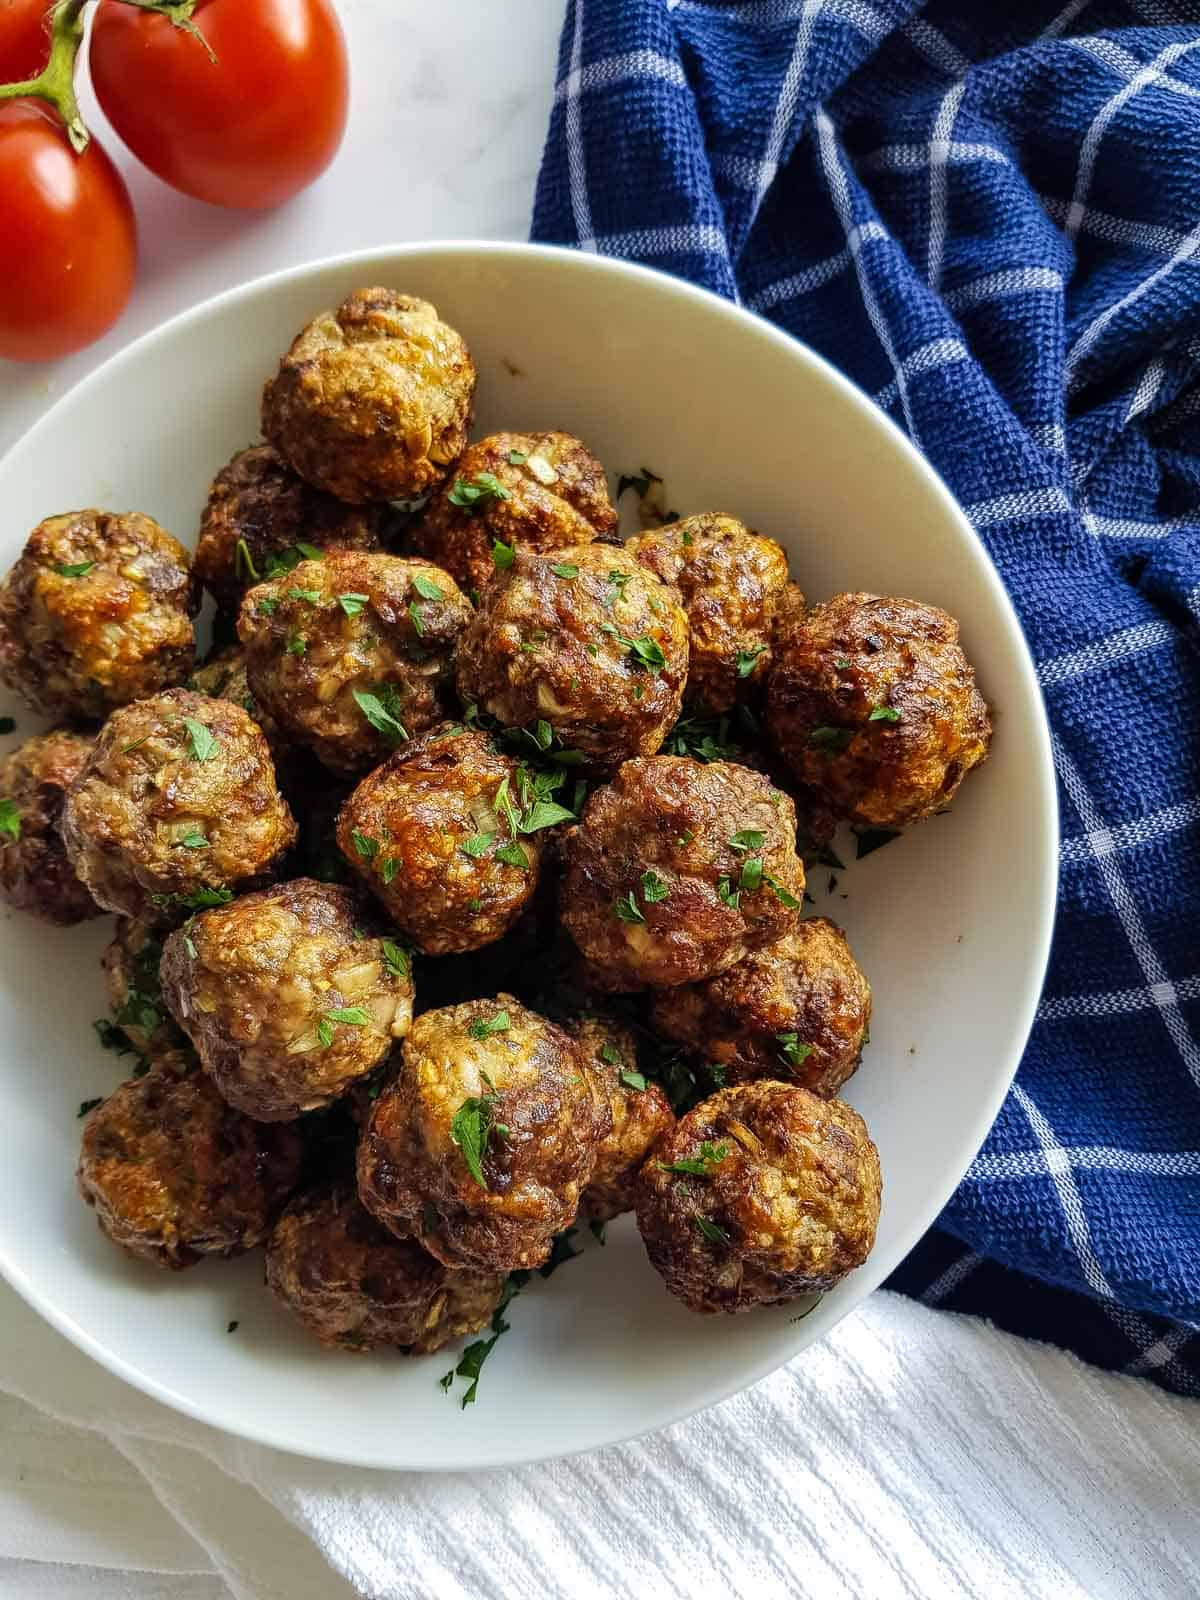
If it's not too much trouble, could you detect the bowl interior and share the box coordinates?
[0,244,1056,1470]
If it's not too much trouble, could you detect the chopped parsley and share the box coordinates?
[287,586,322,604]
[181,718,218,763]
[739,857,764,893]
[620,1069,647,1092]
[226,1320,239,1334]
[717,877,740,910]
[518,798,575,833]
[151,886,233,910]
[412,573,444,602]
[174,826,209,850]
[468,1010,511,1041]
[613,890,646,924]
[854,827,902,859]
[599,1041,622,1067]
[728,829,765,854]
[467,897,482,912]
[809,726,853,752]
[381,856,400,885]
[606,569,632,604]
[350,830,380,859]
[663,713,742,764]
[736,645,766,678]
[439,1272,524,1407]
[640,869,669,902]
[764,874,801,908]
[0,799,19,843]
[599,623,665,676]
[451,472,512,511]
[550,562,579,579]
[264,542,323,579]
[93,1018,132,1055]
[659,1140,730,1177]
[337,592,370,617]
[834,657,851,670]
[317,1006,371,1047]
[459,832,495,859]
[256,596,279,616]
[381,939,409,979]
[408,601,426,636]
[495,840,530,869]
[538,1227,582,1278]
[491,538,516,569]
[507,449,528,465]
[693,1215,729,1245]
[450,1077,503,1187]
[77,1097,104,1117]
[284,632,307,655]
[868,705,901,723]
[777,1033,814,1069]
[55,561,94,578]
[234,540,260,581]
[352,686,408,744]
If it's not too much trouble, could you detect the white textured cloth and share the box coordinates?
[0,1278,1196,1600]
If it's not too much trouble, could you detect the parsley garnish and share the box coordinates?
[496,841,529,869]
[507,449,528,465]
[351,830,379,859]
[869,705,901,723]
[641,869,669,902]
[93,1018,132,1055]
[439,1272,524,1406]
[599,1042,622,1067]
[408,601,426,636]
[0,799,19,843]
[227,1320,239,1334]
[764,874,801,908]
[285,632,307,655]
[620,1069,647,1091]
[460,833,494,859]
[412,573,444,601]
[451,473,511,511]
[337,592,370,616]
[854,827,902,859]
[550,563,579,579]
[834,657,851,670]
[381,939,409,979]
[717,877,740,909]
[317,1006,371,1047]
[599,624,666,676]
[659,1140,730,1177]
[381,856,400,884]
[809,726,853,751]
[693,1215,729,1245]
[174,826,208,850]
[352,686,408,744]
[181,718,218,763]
[468,1010,511,1041]
[538,1228,582,1278]
[234,540,260,581]
[613,890,646,924]
[256,597,279,615]
[739,857,764,893]
[729,829,765,853]
[777,1033,814,1069]
[264,542,323,579]
[151,886,233,910]
[56,561,94,578]
[450,1078,503,1188]
[736,646,766,678]
[287,586,322,604]
[491,538,516,569]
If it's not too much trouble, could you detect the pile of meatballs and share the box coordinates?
[0,287,992,1365]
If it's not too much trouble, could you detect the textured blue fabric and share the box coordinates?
[532,0,1200,1391]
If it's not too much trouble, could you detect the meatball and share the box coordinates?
[765,593,991,828]
[60,689,296,925]
[357,996,611,1272]
[411,431,617,595]
[335,725,546,955]
[566,1014,674,1223]
[628,515,801,714]
[635,1081,881,1313]
[0,510,198,722]
[190,641,287,752]
[261,288,476,504]
[238,552,471,774]
[194,444,384,612]
[0,730,100,924]
[650,919,870,1097]
[77,1057,303,1270]
[455,543,688,772]
[265,1184,504,1353]
[102,919,187,1055]
[560,756,804,991]
[159,879,413,1122]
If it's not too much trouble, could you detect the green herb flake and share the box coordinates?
[234,539,260,582]
[181,718,218,763]
[707,1063,728,1088]
[518,799,575,834]
[77,1097,104,1118]
[408,601,426,637]
[868,705,901,723]
[412,573,444,601]
[285,632,307,655]
[226,1320,239,1334]
[0,799,20,843]
[337,592,370,617]
[468,1010,511,1041]
[381,857,400,885]
[450,1083,502,1188]
[694,1214,729,1245]
[174,826,209,850]
[256,597,279,616]
[460,832,495,859]
[151,885,233,911]
[352,687,408,745]
[599,1042,622,1068]
[351,830,380,860]
[613,890,646,924]
[507,449,528,465]
[855,827,902,860]
[287,586,322,604]
[736,645,766,678]
[620,1069,648,1092]
[450,472,512,512]
[56,561,95,578]
[467,897,482,912]
[589,1219,607,1245]
[550,563,579,579]
[659,1140,730,1177]
[491,538,516,570]
[764,874,801,908]
[183,934,197,959]
[729,829,766,853]
[641,869,669,903]
[538,1227,582,1278]
[809,725,853,752]
[717,876,741,910]
[739,857,764,894]
[496,841,530,869]
[599,624,666,677]
[834,657,851,670]
[381,939,409,979]
[777,1033,814,1069]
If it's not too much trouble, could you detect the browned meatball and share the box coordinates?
[335,725,550,956]
[766,593,991,828]
[238,552,471,775]
[261,289,476,504]
[566,1014,675,1223]
[0,730,100,924]
[650,919,870,1097]
[455,543,688,773]
[159,879,413,1122]
[61,689,296,925]
[357,996,611,1272]
[411,431,617,595]
[189,640,288,752]
[102,919,187,1055]
[77,1057,303,1270]
[0,510,198,722]
[635,1081,881,1313]
[194,445,384,612]
[560,756,804,991]
[265,1184,504,1352]
[628,515,801,714]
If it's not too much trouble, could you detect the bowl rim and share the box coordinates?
[0,239,1059,1471]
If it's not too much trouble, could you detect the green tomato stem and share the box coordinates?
[0,0,90,153]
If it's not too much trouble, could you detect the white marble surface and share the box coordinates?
[0,0,565,456]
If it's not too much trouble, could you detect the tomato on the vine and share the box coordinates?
[89,0,349,210]
[0,0,51,81]
[0,100,136,362]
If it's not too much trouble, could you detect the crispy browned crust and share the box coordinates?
[77,1058,303,1269]
[628,515,800,715]
[0,510,198,722]
[651,919,870,1097]
[237,551,470,775]
[335,725,542,955]
[265,1183,504,1352]
[565,1013,675,1222]
[411,431,617,594]
[559,756,804,990]
[0,730,101,924]
[635,1080,881,1313]
[60,689,297,925]
[261,289,476,504]
[765,592,991,828]
[159,878,413,1122]
[194,445,384,612]
[357,995,612,1272]
[455,542,689,773]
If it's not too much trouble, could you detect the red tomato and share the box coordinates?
[89,0,349,210]
[0,0,51,81]
[0,101,136,363]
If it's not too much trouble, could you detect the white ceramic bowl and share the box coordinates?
[0,243,1056,1470]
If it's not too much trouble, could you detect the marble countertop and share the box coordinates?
[0,0,564,456]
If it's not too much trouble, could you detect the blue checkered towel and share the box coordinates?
[532,0,1200,1393]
